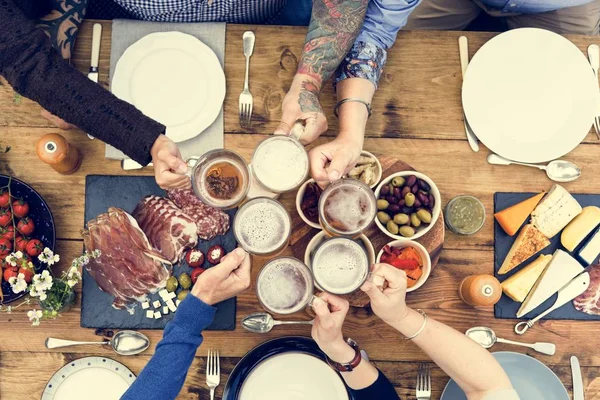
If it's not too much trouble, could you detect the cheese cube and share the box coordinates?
[154,311,162,319]
[146,310,154,319]
[141,301,150,310]
[168,292,177,300]
[159,289,169,300]
[167,300,177,312]
[176,299,181,306]
[163,306,169,315]
[153,300,161,309]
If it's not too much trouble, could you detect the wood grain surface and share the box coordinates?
[1,20,600,400]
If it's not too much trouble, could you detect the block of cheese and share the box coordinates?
[501,254,552,302]
[578,226,600,265]
[531,184,582,238]
[499,224,551,275]
[517,249,584,317]
[495,192,545,236]
[561,206,600,252]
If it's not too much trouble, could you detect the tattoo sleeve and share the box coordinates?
[36,0,88,60]
[297,0,369,89]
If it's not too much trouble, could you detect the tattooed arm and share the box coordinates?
[36,0,88,60]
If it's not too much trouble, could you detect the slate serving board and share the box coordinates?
[82,175,237,330]
[494,192,600,321]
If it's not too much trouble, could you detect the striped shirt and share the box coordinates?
[113,0,287,23]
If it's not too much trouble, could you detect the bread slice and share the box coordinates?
[499,224,550,275]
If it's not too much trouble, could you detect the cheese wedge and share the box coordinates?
[495,192,545,236]
[501,254,552,302]
[561,206,600,252]
[517,249,584,317]
[578,226,600,265]
[499,224,551,275]
[531,184,582,238]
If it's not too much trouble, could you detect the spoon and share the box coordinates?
[487,153,581,182]
[45,330,150,356]
[466,326,555,356]
[242,313,314,333]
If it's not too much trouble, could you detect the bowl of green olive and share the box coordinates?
[373,171,441,241]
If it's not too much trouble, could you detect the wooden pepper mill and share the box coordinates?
[36,133,82,174]
[459,274,502,307]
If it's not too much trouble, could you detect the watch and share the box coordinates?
[325,338,362,372]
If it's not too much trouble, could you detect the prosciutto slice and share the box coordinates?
[573,264,600,315]
[82,207,171,309]
[167,189,230,240]
[133,195,198,263]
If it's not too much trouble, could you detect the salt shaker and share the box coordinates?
[459,274,502,307]
[36,133,82,174]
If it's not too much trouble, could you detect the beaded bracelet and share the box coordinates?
[333,98,372,118]
[403,309,428,340]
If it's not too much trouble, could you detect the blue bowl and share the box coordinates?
[0,175,56,304]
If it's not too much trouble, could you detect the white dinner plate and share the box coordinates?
[112,31,226,143]
[239,352,349,400]
[462,28,597,163]
[41,356,136,400]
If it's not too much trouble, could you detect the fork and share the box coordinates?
[239,31,255,128]
[206,349,220,400]
[416,363,431,400]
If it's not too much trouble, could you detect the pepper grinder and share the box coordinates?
[36,133,82,174]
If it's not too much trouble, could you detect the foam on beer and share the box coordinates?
[257,258,312,314]
[234,200,290,254]
[312,239,369,294]
[252,137,308,192]
[323,186,375,234]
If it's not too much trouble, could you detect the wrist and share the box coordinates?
[388,306,411,330]
[191,286,214,306]
[293,73,322,92]
[321,339,355,364]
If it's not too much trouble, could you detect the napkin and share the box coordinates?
[106,19,226,162]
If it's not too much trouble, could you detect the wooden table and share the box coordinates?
[1,21,599,399]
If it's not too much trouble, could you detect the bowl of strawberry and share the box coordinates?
[0,175,55,304]
[376,241,431,292]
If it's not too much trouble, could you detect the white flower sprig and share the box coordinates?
[27,309,43,326]
[38,248,60,266]
[8,273,27,294]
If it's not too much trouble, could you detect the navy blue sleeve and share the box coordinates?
[121,295,216,400]
[349,369,400,400]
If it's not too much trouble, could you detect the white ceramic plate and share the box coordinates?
[41,356,136,400]
[112,32,226,143]
[463,28,597,163]
[239,352,349,400]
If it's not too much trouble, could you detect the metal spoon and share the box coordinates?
[466,326,555,355]
[45,330,150,355]
[242,313,314,333]
[487,153,581,182]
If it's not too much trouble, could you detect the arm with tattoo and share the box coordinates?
[36,0,88,60]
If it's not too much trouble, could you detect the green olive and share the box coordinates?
[377,199,389,210]
[391,176,406,187]
[410,213,422,228]
[166,276,179,293]
[404,193,415,207]
[399,226,416,237]
[393,213,410,225]
[417,209,433,224]
[386,220,399,235]
[178,273,192,290]
[177,290,190,301]
[377,211,391,224]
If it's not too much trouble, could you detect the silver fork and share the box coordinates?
[416,363,431,400]
[239,31,255,128]
[206,349,220,400]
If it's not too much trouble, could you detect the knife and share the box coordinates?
[458,36,479,152]
[571,356,585,400]
[85,23,102,140]
[587,44,600,140]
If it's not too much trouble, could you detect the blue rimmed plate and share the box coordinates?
[0,175,55,304]
[223,336,352,400]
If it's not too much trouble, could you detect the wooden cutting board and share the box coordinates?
[291,155,445,307]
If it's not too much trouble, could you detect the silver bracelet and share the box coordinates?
[334,97,372,118]
[403,309,428,340]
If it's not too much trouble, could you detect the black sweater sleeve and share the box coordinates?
[0,1,165,165]
[349,369,400,400]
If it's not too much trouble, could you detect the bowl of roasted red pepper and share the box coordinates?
[376,241,431,292]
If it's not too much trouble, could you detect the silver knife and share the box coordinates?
[458,36,479,152]
[587,44,600,140]
[571,356,585,400]
[85,23,102,140]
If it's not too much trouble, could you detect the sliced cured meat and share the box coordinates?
[133,195,198,263]
[573,264,600,315]
[82,207,172,309]
[167,189,230,240]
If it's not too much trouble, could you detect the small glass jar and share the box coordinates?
[444,195,486,235]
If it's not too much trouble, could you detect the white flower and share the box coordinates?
[5,254,16,267]
[67,266,81,281]
[38,248,59,265]
[38,291,47,301]
[27,309,43,326]
[33,270,53,292]
[5,306,12,314]
[8,273,27,294]
[66,279,77,288]
[14,251,23,259]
